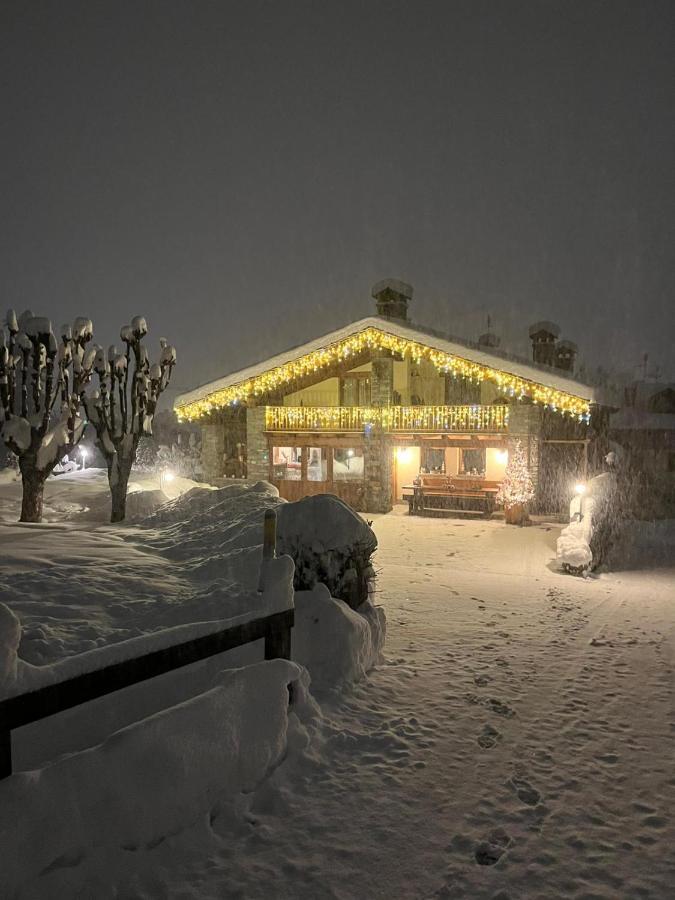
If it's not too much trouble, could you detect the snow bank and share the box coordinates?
[0,659,319,895]
[1,476,385,697]
[293,584,386,691]
[2,553,294,700]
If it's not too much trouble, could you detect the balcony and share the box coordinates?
[264,404,509,433]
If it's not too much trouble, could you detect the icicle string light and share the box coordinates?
[265,404,509,433]
[175,327,591,421]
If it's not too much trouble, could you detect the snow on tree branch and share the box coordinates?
[0,308,94,522]
[84,317,176,522]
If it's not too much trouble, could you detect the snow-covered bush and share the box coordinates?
[84,317,176,522]
[156,438,202,480]
[134,435,160,471]
[0,310,94,521]
[277,494,377,609]
[293,584,386,691]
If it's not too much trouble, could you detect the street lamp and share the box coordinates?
[79,446,88,470]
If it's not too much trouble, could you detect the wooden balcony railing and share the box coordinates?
[265,405,509,433]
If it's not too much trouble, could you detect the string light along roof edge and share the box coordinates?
[175,316,595,422]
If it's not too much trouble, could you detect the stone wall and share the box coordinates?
[364,429,392,512]
[371,356,394,406]
[246,407,269,481]
[201,418,225,482]
[507,402,543,506]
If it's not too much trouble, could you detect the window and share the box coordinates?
[333,447,364,481]
[421,447,445,473]
[307,447,328,482]
[460,448,486,476]
[340,374,371,407]
[272,446,302,480]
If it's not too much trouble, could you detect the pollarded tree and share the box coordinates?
[85,317,176,522]
[0,310,95,522]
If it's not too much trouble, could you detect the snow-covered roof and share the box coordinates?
[610,408,675,432]
[175,316,595,415]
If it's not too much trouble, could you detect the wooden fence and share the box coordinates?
[0,509,292,780]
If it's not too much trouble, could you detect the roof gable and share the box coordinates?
[175,316,595,421]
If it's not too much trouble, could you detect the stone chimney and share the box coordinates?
[478,331,500,349]
[528,321,560,367]
[555,339,577,373]
[372,279,412,322]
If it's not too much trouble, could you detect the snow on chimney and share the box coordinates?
[372,279,412,322]
[555,339,577,373]
[528,321,560,367]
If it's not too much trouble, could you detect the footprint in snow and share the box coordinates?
[477,724,501,749]
[473,673,492,686]
[510,777,541,806]
[465,694,516,718]
[474,828,512,866]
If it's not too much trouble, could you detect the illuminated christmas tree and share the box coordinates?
[496,439,535,524]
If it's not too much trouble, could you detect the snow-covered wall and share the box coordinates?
[0,660,319,895]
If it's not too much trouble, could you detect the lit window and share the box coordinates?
[272,446,302,481]
[333,448,364,481]
[460,448,486,477]
[307,447,328,482]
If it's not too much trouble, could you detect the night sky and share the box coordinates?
[1,0,674,403]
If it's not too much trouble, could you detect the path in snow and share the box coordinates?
[41,510,675,900]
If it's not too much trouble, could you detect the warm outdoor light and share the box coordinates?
[496,449,508,464]
[396,447,411,462]
[574,483,586,494]
[79,446,88,469]
[175,326,592,422]
[346,449,354,458]
[160,469,176,492]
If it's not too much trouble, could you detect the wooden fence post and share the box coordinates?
[0,719,11,779]
[264,623,292,661]
[257,508,277,592]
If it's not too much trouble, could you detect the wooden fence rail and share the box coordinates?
[0,606,294,780]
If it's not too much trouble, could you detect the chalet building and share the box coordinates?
[175,280,601,514]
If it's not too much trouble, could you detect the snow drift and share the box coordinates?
[0,660,319,896]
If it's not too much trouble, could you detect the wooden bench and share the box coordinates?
[403,475,499,517]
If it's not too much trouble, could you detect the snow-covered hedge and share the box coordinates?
[277,494,377,609]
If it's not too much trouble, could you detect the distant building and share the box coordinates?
[175,280,602,514]
[610,381,675,477]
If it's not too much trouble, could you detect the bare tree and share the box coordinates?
[85,317,176,522]
[0,310,94,522]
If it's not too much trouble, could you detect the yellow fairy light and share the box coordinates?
[264,404,509,433]
[176,327,591,422]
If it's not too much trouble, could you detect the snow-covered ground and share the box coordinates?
[89,510,670,900]
[1,473,674,898]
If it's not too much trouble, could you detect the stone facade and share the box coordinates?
[371,356,394,406]
[246,407,269,481]
[507,402,544,503]
[364,428,392,513]
[201,417,225,482]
